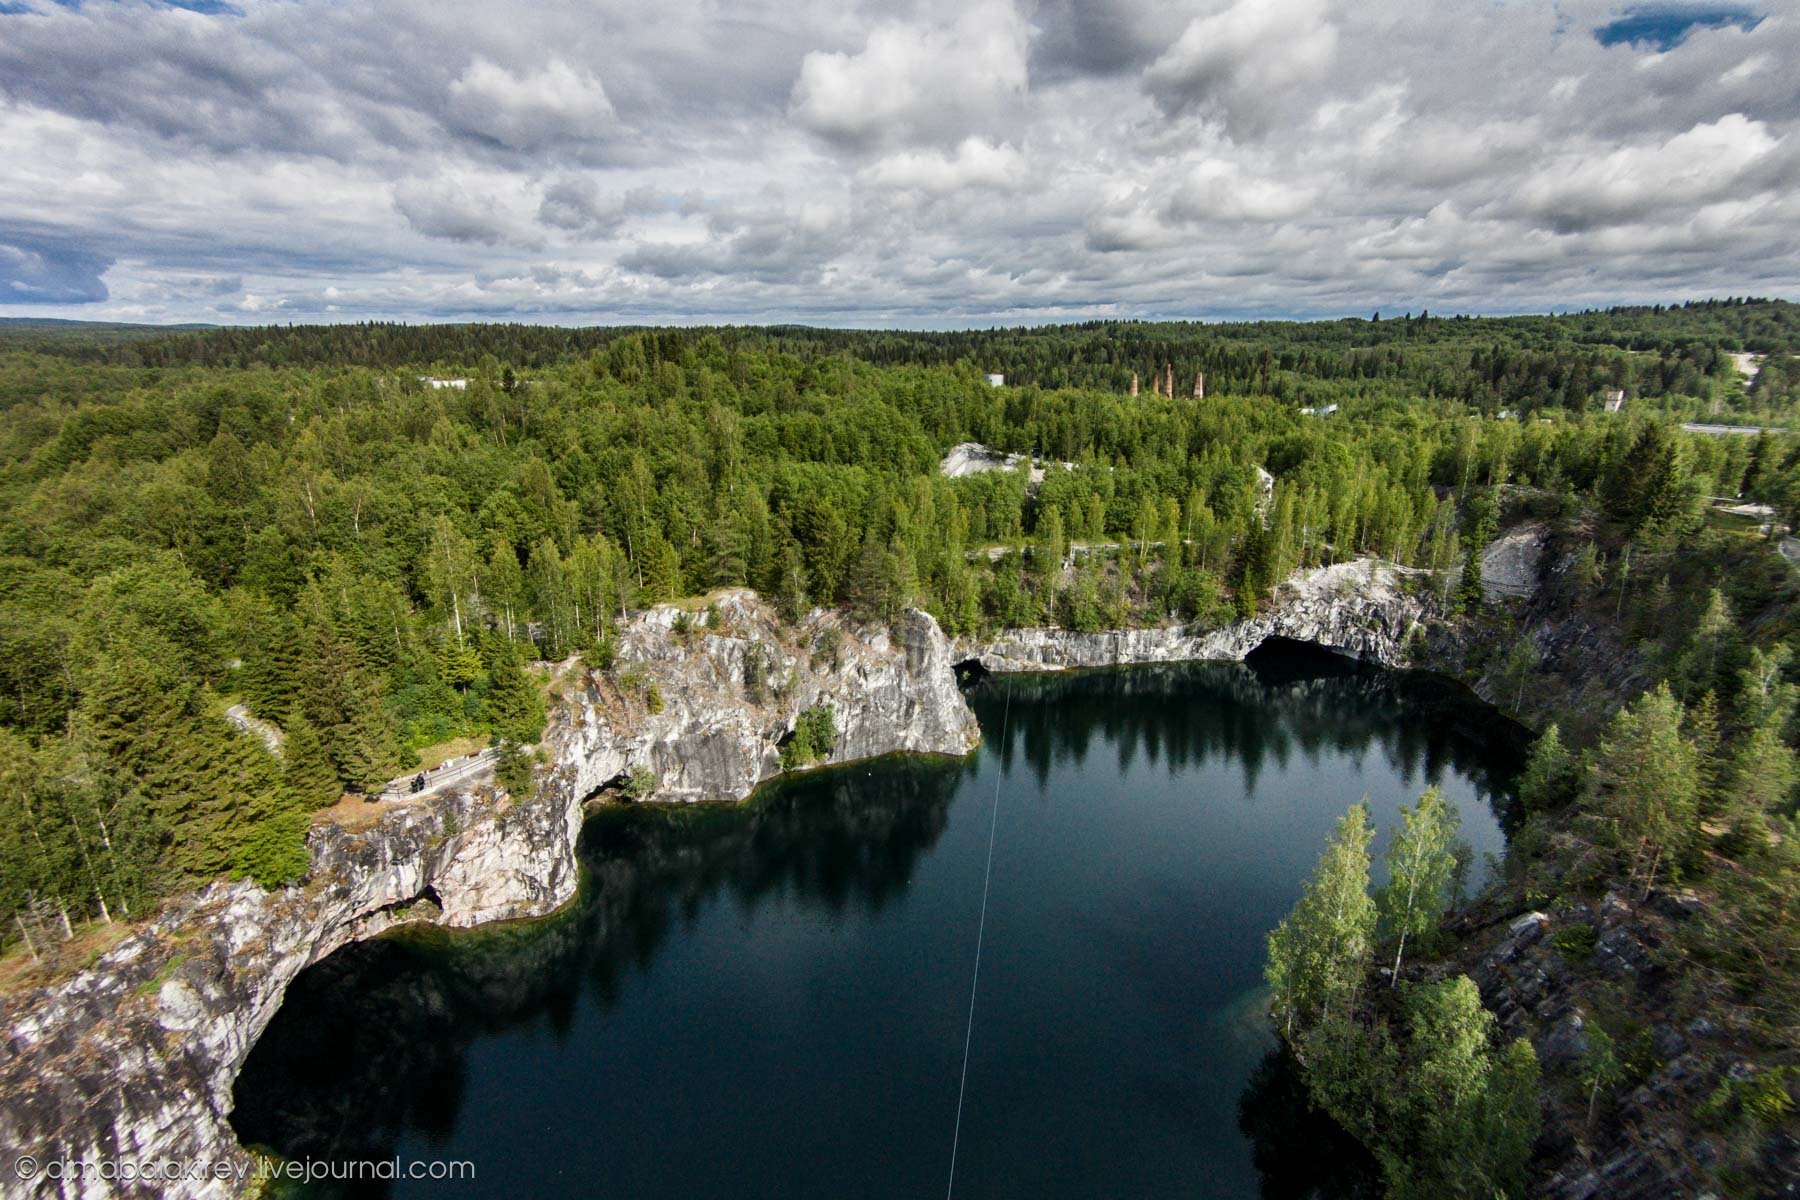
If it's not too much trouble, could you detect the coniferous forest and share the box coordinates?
[4,302,1800,1191]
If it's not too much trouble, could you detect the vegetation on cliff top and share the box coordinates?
[2,305,1799,1188]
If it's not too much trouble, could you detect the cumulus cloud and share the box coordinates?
[538,178,634,234]
[621,200,850,283]
[394,177,539,247]
[0,0,1793,324]
[445,57,618,151]
[1143,0,1338,136]
[1508,113,1783,232]
[1166,160,1316,223]
[789,1,1029,149]
[860,139,1026,194]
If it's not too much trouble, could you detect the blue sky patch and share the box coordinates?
[1595,5,1761,50]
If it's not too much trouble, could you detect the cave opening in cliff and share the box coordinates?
[1243,636,1364,682]
[581,771,636,806]
[951,657,991,684]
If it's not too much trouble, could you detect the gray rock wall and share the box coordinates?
[961,559,1430,672]
[0,563,1432,1200]
[0,593,974,1200]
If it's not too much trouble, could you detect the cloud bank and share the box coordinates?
[0,0,1794,324]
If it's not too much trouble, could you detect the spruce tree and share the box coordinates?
[482,637,546,743]
[333,680,408,795]
[1518,724,1579,813]
[281,706,341,808]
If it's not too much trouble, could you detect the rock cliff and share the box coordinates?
[0,565,1444,1199]
[961,559,1430,672]
[0,593,975,1199]
[553,591,977,805]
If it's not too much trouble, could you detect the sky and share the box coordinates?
[0,0,1794,327]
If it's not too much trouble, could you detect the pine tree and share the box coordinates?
[1518,723,1580,813]
[1593,684,1700,894]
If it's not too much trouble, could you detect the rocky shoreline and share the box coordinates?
[0,563,1434,1199]
[960,559,1429,673]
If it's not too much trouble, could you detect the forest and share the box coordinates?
[2,304,1799,1192]
[4,302,1797,922]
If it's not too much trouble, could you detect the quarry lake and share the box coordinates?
[233,650,1523,1199]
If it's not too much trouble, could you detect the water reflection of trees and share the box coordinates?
[1236,1048,1381,1200]
[974,653,1523,824]
[234,653,1522,1188]
[231,757,962,1177]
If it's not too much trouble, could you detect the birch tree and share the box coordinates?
[1267,802,1377,1040]
[1378,787,1462,984]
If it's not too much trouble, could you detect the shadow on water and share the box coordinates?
[234,650,1523,1199]
[1237,1048,1383,1200]
[976,643,1523,828]
[231,756,965,1182]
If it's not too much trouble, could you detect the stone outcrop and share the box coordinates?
[1452,887,1800,1200]
[961,559,1430,673]
[1481,521,1548,602]
[0,784,581,1200]
[552,591,978,806]
[0,560,1460,1200]
[0,593,975,1199]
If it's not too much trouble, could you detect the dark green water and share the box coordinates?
[233,653,1521,1199]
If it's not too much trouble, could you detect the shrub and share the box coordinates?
[620,765,657,801]
[780,704,838,770]
[1550,925,1597,960]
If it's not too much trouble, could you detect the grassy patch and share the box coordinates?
[135,952,189,998]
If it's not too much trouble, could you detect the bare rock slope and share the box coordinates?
[0,594,975,1199]
[962,559,1430,672]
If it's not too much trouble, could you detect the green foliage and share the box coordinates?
[1377,787,1463,981]
[1578,1025,1626,1127]
[619,765,657,802]
[7,306,1800,975]
[1300,978,1541,1200]
[1699,1066,1796,1130]
[1602,422,1703,537]
[232,802,311,890]
[1592,683,1701,892]
[493,738,536,797]
[779,704,839,770]
[1266,803,1377,1038]
[1518,724,1581,813]
[1549,925,1597,960]
[481,638,546,743]
[280,707,340,809]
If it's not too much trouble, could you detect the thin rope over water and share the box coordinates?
[946,679,1011,1200]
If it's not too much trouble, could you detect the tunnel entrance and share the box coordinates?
[1243,636,1364,682]
[952,657,991,684]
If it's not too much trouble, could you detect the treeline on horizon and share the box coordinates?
[1,302,1798,969]
[11,297,1800,413]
